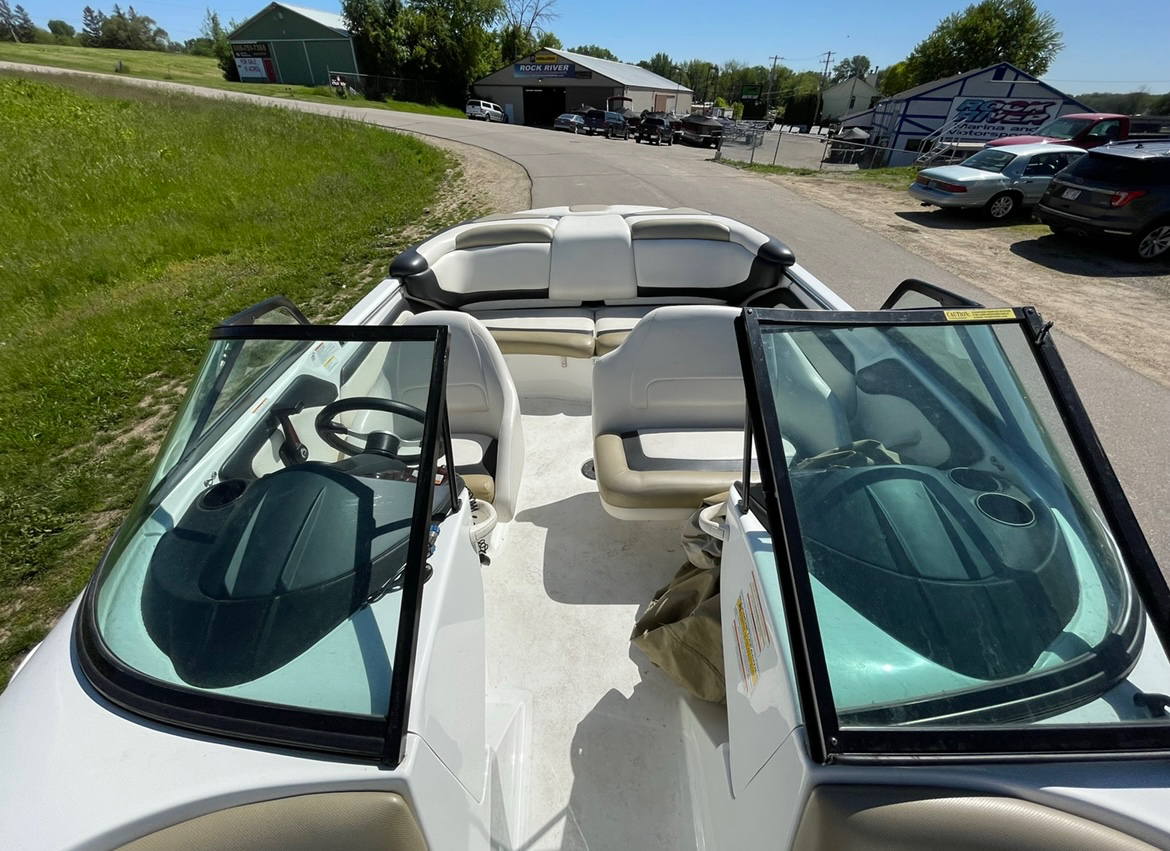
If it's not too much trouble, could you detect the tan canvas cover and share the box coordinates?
[631,499,727,703]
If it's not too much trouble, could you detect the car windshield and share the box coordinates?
[743,310,1170,741]
[961,148,1018,173]
[90,322,449,721]
[1035,116,1093,139]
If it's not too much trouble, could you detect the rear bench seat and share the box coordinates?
[388,208,795,357]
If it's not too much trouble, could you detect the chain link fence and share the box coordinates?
[326,70,438,104]
[717,126,899,171]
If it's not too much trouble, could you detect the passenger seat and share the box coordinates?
[591,306,748,520]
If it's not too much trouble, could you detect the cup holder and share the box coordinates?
[199,478,248,510]
[976,492,1035,527]
[948,467,1001,492]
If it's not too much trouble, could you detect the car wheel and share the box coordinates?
[1133,221,1170,261]
[984,192,1017,220]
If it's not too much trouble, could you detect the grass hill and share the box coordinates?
[0,42,464,118]
[0,70,452,689]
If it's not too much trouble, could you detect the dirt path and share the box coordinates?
[764,174,1170,389]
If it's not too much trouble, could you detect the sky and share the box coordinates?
[24,0,1170,95]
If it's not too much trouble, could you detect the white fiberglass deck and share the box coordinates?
[485,398,703,850]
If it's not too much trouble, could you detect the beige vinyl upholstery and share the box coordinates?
[390,311,524,522]
[474,308,596,358]
[593,306,658,356]
[591,305,747,519]
[793,785,1157,851]
[117,791,427,851]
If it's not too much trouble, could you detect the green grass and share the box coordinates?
[0,42,465,118]
[0,71,458,689]
[725,160,921,191]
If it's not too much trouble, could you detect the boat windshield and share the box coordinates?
[1035,116,1093,140]
[741,308,1170,752]
[961,149,1017,173]
[87,321,450,733]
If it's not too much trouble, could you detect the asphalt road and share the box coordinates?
[7,63,1168,569]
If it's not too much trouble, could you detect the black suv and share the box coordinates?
[636,117,673,146]
[1036,140,1170,261]
[603,111,630,139]
[575,109,607,136]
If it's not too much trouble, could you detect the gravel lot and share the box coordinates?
[759,173,1170,389]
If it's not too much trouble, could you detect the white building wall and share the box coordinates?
[820,78,879,123]
[868,64,1088,167]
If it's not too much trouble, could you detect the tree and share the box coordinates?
[12,4,33,41]
[637,51,674,80]
[0,0,16,41]
[831,54,871,84]
[48,19,76,38]
[906,0,1062,87]
[498,0,555,62]
[877,60,912,95]
[80,5,105,46]
[569,43,617,61]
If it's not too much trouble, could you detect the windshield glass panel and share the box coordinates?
[754,318,1170,731]
[94,330,445,718]
[1036,116,1092,139]
[961,149,1017,173]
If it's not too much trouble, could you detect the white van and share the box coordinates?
[466,99,507,122]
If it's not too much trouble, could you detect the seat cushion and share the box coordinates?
[593,433,746,511]
[593,306,656,356]
[474,309,595,358]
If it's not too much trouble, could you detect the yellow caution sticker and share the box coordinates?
[944,308,1017,322]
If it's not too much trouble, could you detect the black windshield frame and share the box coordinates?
[735,306,1170,763]
[76,322,452,766]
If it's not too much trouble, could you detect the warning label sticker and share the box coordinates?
[943,308,1016,322]
[733,569,774,696]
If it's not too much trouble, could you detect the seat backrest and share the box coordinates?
[387,311,524,521]
[592,305,745,437]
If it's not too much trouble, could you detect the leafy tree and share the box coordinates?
[877,60,911,95]
[831,54,871,83]
[498,0,555,62]
[637,51,674,79]
[569,43,617,61]
[498,22,557,61]
[97,5,169,50]
[80,5,105,46]
[398,0,503,103]
[48,19,76,38]
[905,0,1062,86]
[200,10,238,80]
[0,0,16,41]
[12,4,33,42]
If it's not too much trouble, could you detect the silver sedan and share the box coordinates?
[909,143,1086,220]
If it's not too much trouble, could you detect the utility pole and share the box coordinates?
[814,50,834,130]
[766,54,782,111]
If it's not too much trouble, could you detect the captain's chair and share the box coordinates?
[591,306,749,520]
[388,311,523,522]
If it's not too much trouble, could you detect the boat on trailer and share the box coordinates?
[4,205,1170,850]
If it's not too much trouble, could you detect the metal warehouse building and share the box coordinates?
[870,62,1088,167]
[472,48,694,126]
[227,2,358,87]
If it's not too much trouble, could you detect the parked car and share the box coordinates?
[635,117,673,145]
[680,114,723,147]
[909,143,1085,220]
[466,99,506,122]
[574,109,608,136]
[553,113,586,134]
[1035,139,1170,261]
[987,113,1170,150]
[603,111,630,139]
[643,111,682,142]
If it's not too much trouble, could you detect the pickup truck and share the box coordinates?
[986,113,1170,149]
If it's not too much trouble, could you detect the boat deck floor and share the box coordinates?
[485,398,704,850]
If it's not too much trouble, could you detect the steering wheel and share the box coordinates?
[314,397,426,458]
